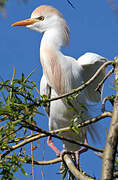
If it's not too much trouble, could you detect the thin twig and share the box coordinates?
[21,111,112,141]
[41,141,46,180]
[66,0,75,9]
[26,156,61,165]
[0,154,61,165]
[1,152,118,180]
[0,61,113,109]
[0,83,34,102]
[1,133,104,159]
[102,96,115,112]
[0,153,96,179]
[0,126,22,143]
[1,112,112,158]
[7,111,112,145]
[24,111,112,138]
[31,130,35,180]
[42,61,113,103]
[95,67,114,92]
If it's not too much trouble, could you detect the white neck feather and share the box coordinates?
[40,21,69,94]
[40,18,69,51]
[41,29,63,50]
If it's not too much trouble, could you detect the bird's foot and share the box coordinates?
[60,149,75,161]
[60,146,88,169]
[59,150,75,174]
[74,146,88,168]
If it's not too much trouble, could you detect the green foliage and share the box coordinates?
[66,94,87,139]
[0,70,45,179]
[115,153,118,170]
[0,69,90,180]
[61,162,75,180]
[0,67,117,179]
[0,152,29,179]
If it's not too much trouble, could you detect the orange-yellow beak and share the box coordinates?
[12,18,37,27]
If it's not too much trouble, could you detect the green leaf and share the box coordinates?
[11,67,15,85]
[20,167,29,177]
[72,126,80,136]
[61,164,68,180]
[23,67,38,83]
[22,73,25,82]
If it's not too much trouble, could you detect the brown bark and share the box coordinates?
[101,59,118,180]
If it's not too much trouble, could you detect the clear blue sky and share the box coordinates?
[0,0,118,179]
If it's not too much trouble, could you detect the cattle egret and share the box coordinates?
[12,5,107,155]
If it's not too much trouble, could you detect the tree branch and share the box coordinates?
[1,132,104,159]
[95,67,114,92]
[102,96,115,112]
[42,61,113,103]
[9,111,112,146]
[1,112,112,158]
[101,59,118,180]
[0,153,95,179]
[0,154,61,165]
[63,153,95,180]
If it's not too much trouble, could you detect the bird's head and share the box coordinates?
[12,5,69,45]
[12,5,69,44]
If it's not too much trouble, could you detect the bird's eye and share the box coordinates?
[37,16,44,21]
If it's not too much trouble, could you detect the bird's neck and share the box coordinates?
[41,26,69,50]
[40,27,68,94]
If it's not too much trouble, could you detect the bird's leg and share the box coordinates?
[59,135,88,170]
[77,136,88,154]
[75,135,88,168]
[47,136,61,156]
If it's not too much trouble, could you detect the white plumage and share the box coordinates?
[12,5,107,152]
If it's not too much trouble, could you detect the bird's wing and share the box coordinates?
[77,52,107,102]
[40,74,51,116]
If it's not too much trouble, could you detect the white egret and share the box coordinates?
[12,5,107,155]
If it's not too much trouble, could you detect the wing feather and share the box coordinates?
[40,74,51,116]
[77,52,107,102]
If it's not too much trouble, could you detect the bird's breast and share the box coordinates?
[40,47,67,95]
